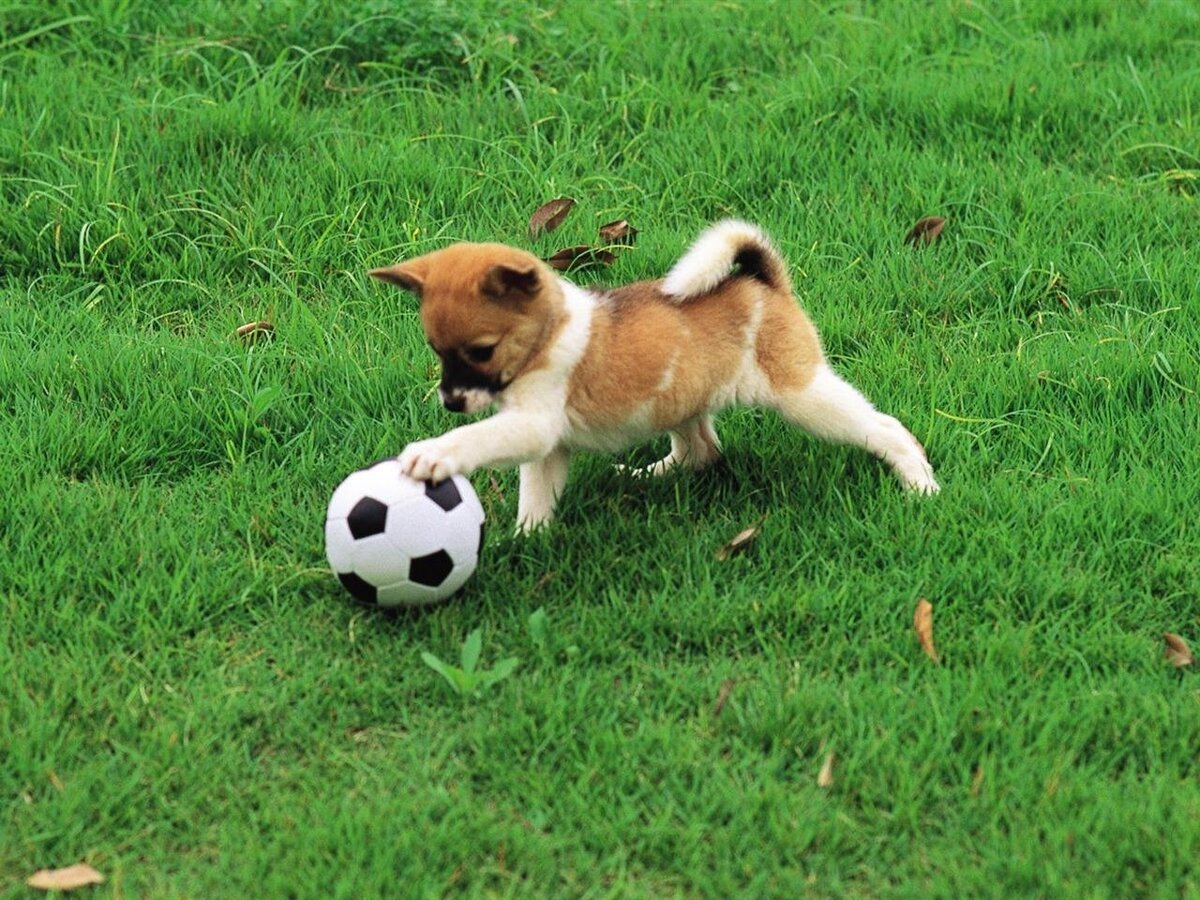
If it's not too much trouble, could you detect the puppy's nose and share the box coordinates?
[442,394,466,413]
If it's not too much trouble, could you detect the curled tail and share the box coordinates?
[660,219,791,301]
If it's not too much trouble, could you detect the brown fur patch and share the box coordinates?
[755,291,823,392]
[567,278,823,428]
[378,243,568,387]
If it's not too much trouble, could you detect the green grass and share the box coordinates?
[3,0,1199,895]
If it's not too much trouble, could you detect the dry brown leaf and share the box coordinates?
[323,71,366,96]
[1164,633,1194,669]
[528,197,576,239]
[817,751,836,788]
[233,320,274,342]
[904,216,947,246]
[711,679,735,717]
[487,474,506,502]
[598,219,638,245]
[543,246,616,271]
[914,598,939,662]
[26,864,104,891]
[715,515,766,561]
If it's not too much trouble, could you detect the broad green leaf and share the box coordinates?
[480,657,519,689]
[420,652,465,696]
[461,629,482,675]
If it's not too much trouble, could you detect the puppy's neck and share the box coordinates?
[500,276,595,408]
[545,278,595,370]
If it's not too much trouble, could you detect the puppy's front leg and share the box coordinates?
[398,411,560,484]
[517,448,571,533]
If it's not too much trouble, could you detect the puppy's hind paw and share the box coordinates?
[615,461,666,479]
[899,459,940,495]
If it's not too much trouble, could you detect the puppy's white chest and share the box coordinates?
[562,404,660,453]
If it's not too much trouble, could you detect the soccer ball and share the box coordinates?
[324,459,485,608]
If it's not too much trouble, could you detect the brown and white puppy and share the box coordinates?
[370,220,939,532]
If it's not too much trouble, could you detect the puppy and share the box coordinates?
[370,220,939,532]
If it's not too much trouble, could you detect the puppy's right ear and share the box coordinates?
[369,260,425,295]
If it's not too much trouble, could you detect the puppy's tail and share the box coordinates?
[660,219,791,301]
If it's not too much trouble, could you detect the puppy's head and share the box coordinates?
[370,243,560,414]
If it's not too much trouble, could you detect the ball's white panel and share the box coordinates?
[326,459,424,521]
[324,518,357,572]
[435,554,477,597]
[375,579,445,609]
[441,506,484,565]
[387,474,485,560]
[348,532,409,587]
[383,493,450,559]
[456,476,486,525]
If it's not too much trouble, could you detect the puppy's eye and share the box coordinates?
[464,345,495,364]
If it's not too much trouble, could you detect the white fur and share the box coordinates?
[518,447,570,528]
[661,219,777,300]
[772,364,939,494]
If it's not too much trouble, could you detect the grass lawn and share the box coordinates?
[3,0,1199,895]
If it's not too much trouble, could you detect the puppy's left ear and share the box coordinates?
[369,260,426,295]
[481,263,539,302]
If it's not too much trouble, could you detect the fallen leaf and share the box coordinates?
[487,474,506,502]
[904,216,946,246]
[323,70,366,96]
[1164,633,1194,669]
[528,197,576,239]
[233,320,274,342]
[26,864,104,891]
[711,678,735,717]
[543,245,615,271]
[913,598,939,662]
[598,219,637,245]
[715,515,766,561]
[817,751,836,788]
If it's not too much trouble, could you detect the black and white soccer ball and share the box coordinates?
[324,459,485,608]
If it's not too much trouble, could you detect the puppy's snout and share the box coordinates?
[441,392,466,413]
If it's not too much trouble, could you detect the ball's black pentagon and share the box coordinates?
[338,572,377,604]
[409,549,454,587]
[347,496,388,539]
[423,478,462,512]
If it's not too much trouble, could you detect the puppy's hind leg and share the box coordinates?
[618,415,722,478]
[772,364,939,493]
[517,447,571,533]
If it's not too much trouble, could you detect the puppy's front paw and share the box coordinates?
[398,439,461,484]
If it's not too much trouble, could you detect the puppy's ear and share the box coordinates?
[369,260,425,295]
[480,263,539,302]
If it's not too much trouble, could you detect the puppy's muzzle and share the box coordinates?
[437,356,507,414]
[439,386,497,415]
